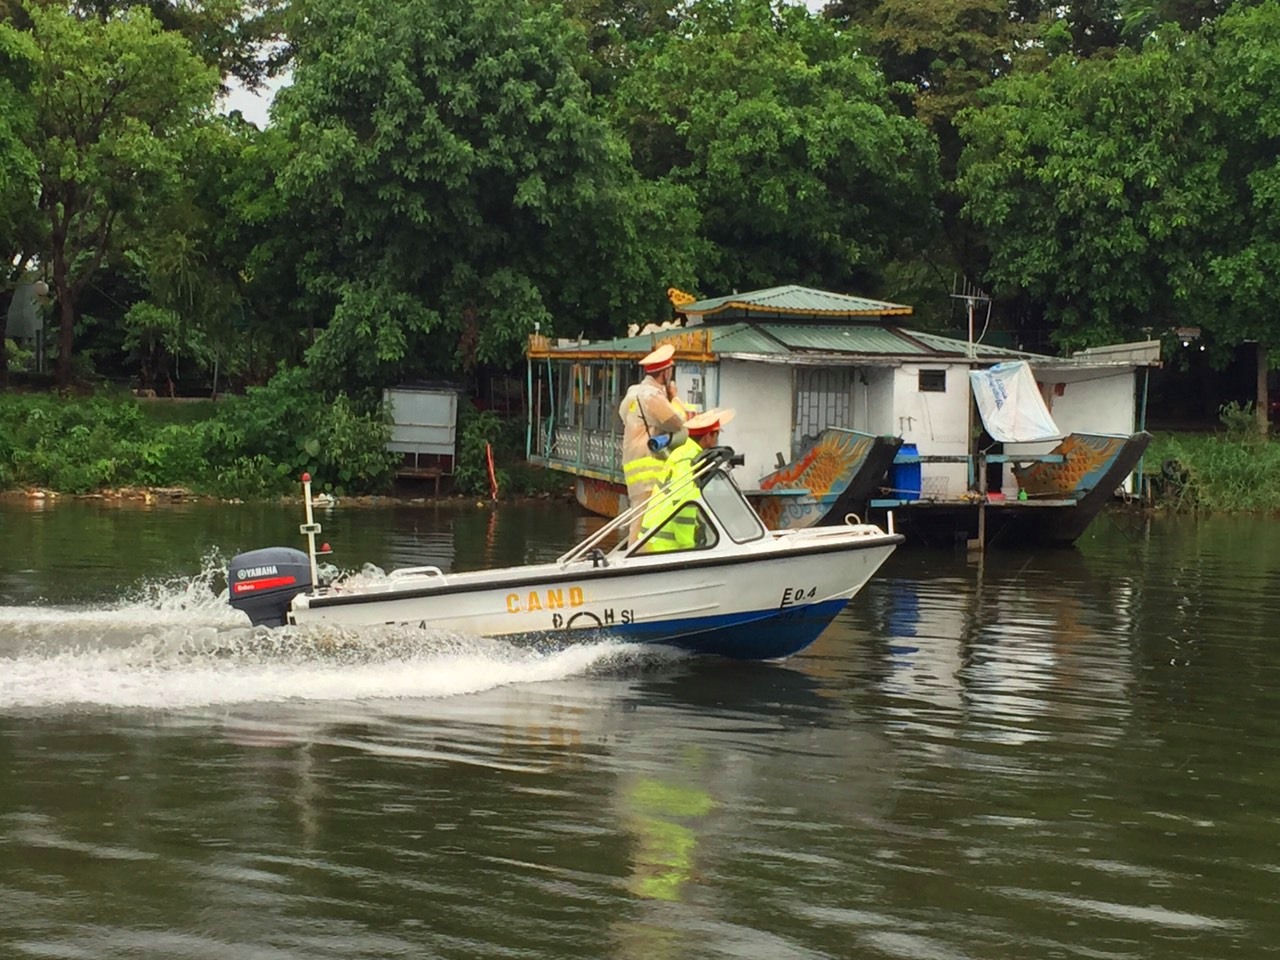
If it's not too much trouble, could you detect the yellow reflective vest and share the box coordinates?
[638,439,703,551]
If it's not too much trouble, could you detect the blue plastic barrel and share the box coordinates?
[891,443,922,500]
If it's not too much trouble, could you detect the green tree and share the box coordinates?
[822,0,1042,319]
[16,4,219,389]
[551,0,686,94]
[267,0,690,390]
[1116,0,1235,43]
[955,31,1227,350]
[1201,1,1280,431]
[34,0,290,91]
[122,114,273,394]
[824,0,1040,135]
[0,23,41,388]
[615,0,941,294]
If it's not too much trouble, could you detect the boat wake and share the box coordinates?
[0,557,680,712]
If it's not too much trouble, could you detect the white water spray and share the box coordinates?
[0,554,680,712]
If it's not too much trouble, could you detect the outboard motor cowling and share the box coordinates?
[228,547,313,627]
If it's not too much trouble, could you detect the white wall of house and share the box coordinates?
[717,359,793,486]
[1006,366,1140,492]
[1036,367,1137,436]
[857,367,896,435]
[893,362,972,498]
[673,360,718,417]
[686,356,1140,499]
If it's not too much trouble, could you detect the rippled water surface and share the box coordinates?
[2,498,1278,959]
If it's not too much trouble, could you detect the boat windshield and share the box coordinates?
[633,502,720,555]
[702,472,766,543]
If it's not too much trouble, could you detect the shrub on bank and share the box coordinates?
[0,393,158,493]
[452,404,570,498]
[0,372,398,497]
[1146,427,1280,514]
[0,379,566,500]
[202,368,398,497]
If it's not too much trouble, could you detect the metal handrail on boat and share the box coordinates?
[556,453,724,568]
[388,565,448,583]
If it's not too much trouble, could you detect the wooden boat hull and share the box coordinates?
[875,432,1152,547]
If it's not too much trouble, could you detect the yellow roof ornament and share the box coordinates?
[667,288,696,307]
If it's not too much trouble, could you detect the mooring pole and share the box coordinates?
[976,454,987,553]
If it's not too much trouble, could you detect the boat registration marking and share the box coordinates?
[506,586,585,614]
[551,608,634,629]
[780,585,818,608]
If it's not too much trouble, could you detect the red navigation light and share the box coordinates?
[301,472,311,483]
[319,542,332,554]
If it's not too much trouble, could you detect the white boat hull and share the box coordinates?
[291,529,899,660]
[232,453,902,661]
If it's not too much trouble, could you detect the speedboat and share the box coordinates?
[226,447,903,660]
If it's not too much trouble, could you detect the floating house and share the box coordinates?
[526,285,1159,546]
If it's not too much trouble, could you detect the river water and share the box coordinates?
[1,497,1277,959]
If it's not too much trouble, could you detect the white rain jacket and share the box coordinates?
[619,378,688,524]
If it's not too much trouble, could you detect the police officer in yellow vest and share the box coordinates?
[619,344,689,542]
[638,408,734,553]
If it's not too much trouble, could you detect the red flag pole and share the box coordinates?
[485,442,498,501]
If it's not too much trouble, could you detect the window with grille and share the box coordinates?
[793,368,853,455]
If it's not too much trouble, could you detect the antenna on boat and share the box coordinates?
[951,277,991,359]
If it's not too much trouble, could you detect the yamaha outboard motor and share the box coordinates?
[228,547,313,627]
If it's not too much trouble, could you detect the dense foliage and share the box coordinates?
[955,30,1222,350]
[264,0,691,393]
[1147,407,1280,514]
[0,376,396,498]
[452,404,570,498]
[954,2,1280,366]
[15,6,220,389]
[614,0,940,294]
[6,0,1280,495]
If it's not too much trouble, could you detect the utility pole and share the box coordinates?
[952,279,991,553]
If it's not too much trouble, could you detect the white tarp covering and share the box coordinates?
[969,361,1061,443]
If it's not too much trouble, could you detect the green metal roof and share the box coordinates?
[677,284,913,319]
[761,324,929,354]
[906,330,1052,361]
[691,322,933,355]
[531,283,1056,362]
[534,322,1059,361]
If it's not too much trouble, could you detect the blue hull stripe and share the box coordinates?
[527,598,850,660]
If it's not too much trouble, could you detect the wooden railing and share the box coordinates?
[527,328,714,361]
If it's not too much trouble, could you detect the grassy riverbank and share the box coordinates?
[7,390,1274,511]
[0,386,562,501]
[1145,429,1280,513]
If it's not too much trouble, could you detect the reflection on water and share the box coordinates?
[870,557,1138,750]
[2,500,1280,958]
